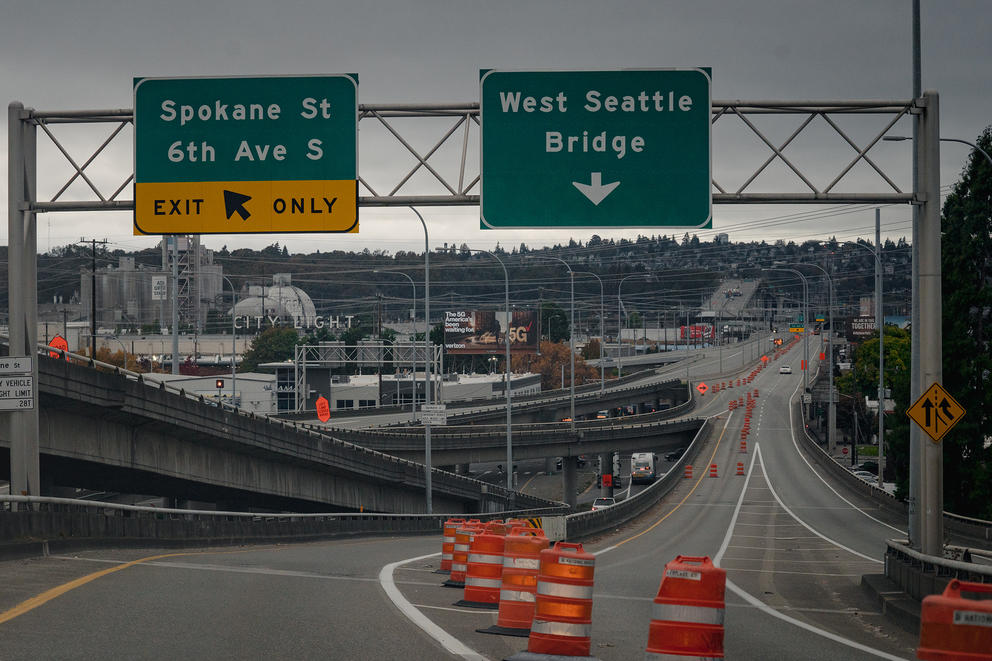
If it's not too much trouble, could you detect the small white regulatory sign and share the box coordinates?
[0,357,33,373]
[420,404,447,426]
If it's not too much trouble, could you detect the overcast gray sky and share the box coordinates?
[2,0,990,256]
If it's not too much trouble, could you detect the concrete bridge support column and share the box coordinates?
[562,457,578,509]
[456,463,470,475]
[544,457,555,475]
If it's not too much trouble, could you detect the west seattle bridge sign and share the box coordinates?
[133,74,358,235]
[479,68,711,230]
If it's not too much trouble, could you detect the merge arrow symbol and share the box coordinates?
[572,172,620,206]
[223,190,252,221]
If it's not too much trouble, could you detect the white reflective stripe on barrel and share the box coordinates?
[468,553,503,565]
[652,603,725,625]
[441,552,453,559]
[530,619,592,638]
[452,563,467,572]
[504,557,541,569]
[645,652,718,660]
[465,576,503,588]
[500,589,536,603]
[537,581,594,600]
[454,543,469,551]
[443,536,455,542]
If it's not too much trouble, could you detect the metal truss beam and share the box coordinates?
[22,98,919,213]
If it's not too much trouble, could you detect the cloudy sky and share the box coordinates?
[2,0,990,257]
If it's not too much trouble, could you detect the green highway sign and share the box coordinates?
[134,74,358,235]
[480,68,711,230]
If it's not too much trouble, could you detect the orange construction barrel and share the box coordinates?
[645,555,726,659]
[440,517,466,573]
[479,526,550,637]
[458,526,507,609]
[918,579,992,660]
[525,541,596,657]
[445,523,483,588]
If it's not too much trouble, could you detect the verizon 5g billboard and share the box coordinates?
[444,310,537,355]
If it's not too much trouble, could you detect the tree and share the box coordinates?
[513,341,598,391]
[239,326,299,372]
[540,302,570,343]
[939,126,992,518]
[581,338,601,361]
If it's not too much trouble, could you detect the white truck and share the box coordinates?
[630,452,658,484]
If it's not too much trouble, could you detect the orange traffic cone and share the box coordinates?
[736,462,745,476]
[709,464,718,478]
[684,465,693,479]
[445,523,483,588]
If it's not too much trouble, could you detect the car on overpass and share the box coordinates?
[591,497,616,511]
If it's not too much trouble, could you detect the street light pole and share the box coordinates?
[409,207,433,514]
[530,256,575,429]
[575,272,605,395]
[374,269,418,413]
[794,262,834,455]
[838,215,887,487]
[765,267,809,393]
[468,247,514,491]
[618,273,651,379]
[221,276,238,407]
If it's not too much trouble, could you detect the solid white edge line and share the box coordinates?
[787,343,905,535]
[757,447,882,564]
[724,579,909,661]
[714,443,907,661]
[379,553,489,661]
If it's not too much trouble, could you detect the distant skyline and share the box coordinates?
[3,1,990,257]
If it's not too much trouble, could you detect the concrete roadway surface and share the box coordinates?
[0,336,918,659]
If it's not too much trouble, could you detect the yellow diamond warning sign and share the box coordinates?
[907,382,966,443]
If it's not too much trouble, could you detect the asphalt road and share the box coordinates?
[0,336,918,659]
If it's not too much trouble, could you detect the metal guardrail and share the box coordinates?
[0,495,568,553]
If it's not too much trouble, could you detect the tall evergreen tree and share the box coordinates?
[940,127,992,517]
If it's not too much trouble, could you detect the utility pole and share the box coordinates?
[78,238,107,358]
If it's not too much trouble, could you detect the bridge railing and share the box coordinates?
[25,342,561,510]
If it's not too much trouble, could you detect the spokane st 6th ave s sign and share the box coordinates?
[480,68,711,230]
[134,74,358,235]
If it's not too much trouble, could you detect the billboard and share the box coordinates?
[444,310,537,355]
[680,325,715,341]
[849,316,877,339]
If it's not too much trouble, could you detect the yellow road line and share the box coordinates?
[0,547,275,625]
[608,413,732,550]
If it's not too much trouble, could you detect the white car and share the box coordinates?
[591,497,616,511]
[853,470,877,482]
[779,365,792,374]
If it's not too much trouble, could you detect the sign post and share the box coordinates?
[134,75,358,235]
[480,68,711,229]
[420,404,447,426]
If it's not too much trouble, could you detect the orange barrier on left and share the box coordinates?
[439,517,466,573]
[519,541,596,658]
[644,555,726,659]
[918,579,992,660]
